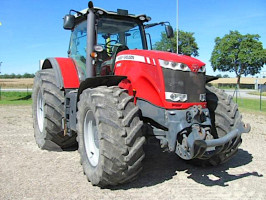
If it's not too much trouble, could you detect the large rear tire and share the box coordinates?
[77,86,145,187]
[189,85,243,166]
[32,69,77,151]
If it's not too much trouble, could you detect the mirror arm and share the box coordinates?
[69,9,83,16]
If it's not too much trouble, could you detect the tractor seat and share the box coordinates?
[110,44,129,72]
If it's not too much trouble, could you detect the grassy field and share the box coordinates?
[0,91,32,105]
[234,98,266,112]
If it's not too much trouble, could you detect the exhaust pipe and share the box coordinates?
[86,1,96,78]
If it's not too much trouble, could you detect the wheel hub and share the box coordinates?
[37,90,44,132]
[84,110,100,167]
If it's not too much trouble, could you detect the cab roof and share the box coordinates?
[74,7,151,22]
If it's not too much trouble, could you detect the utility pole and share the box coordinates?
[0,62,2,100]
[176,0,179,54]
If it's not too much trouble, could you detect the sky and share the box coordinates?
[0,0,265,77]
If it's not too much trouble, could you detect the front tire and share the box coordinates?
[188,86,243,166]
[77,86,145,187]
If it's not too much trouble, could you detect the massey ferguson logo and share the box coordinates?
[117,55,135,61]
[115,54,146,64]
[191,64,199,72]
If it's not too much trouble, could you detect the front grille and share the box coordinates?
[162,68,206,102]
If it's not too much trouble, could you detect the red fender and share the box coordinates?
[42,57,80,89]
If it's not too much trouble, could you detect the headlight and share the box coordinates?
[165,92,188,102]
[159,59,191,72]
[198,65,206,73]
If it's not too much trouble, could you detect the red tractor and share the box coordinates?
[32,1,250,187]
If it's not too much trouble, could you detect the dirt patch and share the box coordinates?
[0,106,265,199]
[0,78,33,88]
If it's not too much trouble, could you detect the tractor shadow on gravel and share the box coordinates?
[110,145,262,190]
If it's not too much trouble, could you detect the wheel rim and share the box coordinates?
[84,110,99,167]
[37,89,44,132]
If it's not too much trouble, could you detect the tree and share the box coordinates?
[22,73,34,78]
[216,74,222,78]
[0,73,35,79]
[223,74,230,78]
[154,30,199,57]
[210,31,266,87]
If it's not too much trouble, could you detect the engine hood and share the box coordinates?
[116,49,205,71]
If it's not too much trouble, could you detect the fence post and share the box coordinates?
[260,87,262,111]
[260,83,266,111]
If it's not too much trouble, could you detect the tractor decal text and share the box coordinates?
[115,55,146,64]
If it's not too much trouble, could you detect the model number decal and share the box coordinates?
[115,55,146,63]
[119,55,134,60]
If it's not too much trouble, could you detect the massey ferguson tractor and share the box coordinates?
[32,1,250,187]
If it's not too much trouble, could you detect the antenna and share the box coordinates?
[176,0,179,54]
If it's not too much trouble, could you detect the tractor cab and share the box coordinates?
[64,4,173,80]
[64,6,149,80]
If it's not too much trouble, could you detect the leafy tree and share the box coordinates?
[210,31,266,87]
[10,73,16,79]
[0,73,35,79]
[216,74,222,78]
[154,30,199,57]
[23,73,33,78]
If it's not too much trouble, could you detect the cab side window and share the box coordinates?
[69,21,87,79]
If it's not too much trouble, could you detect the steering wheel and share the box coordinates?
[105,40,118,47]
[105,40,119,54]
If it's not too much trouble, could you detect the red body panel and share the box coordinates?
[55,58,80,89]
[115,50,207,109]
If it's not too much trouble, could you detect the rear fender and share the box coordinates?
[41,57,80,89]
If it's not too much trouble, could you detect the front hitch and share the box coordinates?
[176,122,251,160]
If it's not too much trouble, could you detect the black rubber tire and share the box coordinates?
[32,69,77,151]
[77,86,145,187]
[189,85,243,166]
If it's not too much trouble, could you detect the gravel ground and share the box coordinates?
[0,106,266,200]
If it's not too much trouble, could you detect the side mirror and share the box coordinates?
[63,14,75,30]
[165,25,174,38]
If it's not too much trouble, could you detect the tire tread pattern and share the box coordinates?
[77,86,145,187]
[189,85,243,166]
[32,69,77,150]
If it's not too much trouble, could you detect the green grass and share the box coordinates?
[248,91,266,96]
[234,97,266,112]
[0,91,32,105]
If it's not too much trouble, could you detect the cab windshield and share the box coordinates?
[96,16,145,51]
